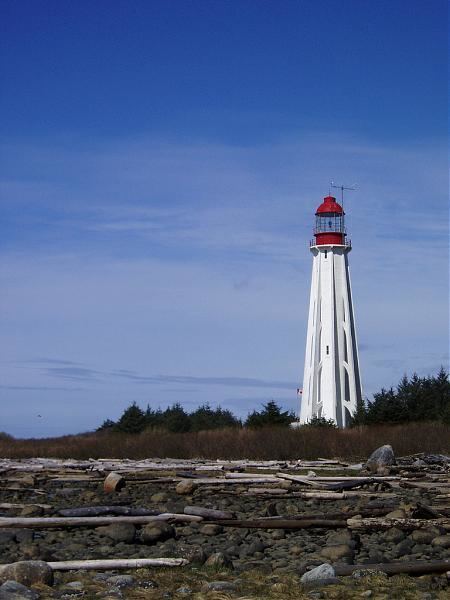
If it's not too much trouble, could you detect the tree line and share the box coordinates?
[98,368,449,433]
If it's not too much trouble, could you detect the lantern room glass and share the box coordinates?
[315,213,344,234]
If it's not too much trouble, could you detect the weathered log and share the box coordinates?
[347,517,450,531]
[208,518,346,529]
[0,513,203,529]
[103,472,126,493]
[46,558,189,570]
[0,503,52,510]
[334,559,450,577]
[183,506,234,520]
[58,506,160,517]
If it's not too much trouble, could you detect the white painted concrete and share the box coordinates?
[299,244,362,427]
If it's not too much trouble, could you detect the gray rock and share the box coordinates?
[301,563,335,583]
[108,575,135,588]
[141,522,175,544]
[96,523,136,543]
[0,561,53,587]
[175,586,192,595]
[204,581,237,592]
[383,527,405,543]
[410,530,434,544]
[0,530,17,544]
[204,552,233,569]
[320,544,353,562]
[352,569,387,579]
[175,481,196,495]
[431,535,450,548]
[366,444,395,474]
[180,545,207,565]
[199,524,223,536]
[0,580,39,600]
[65,581,84,590]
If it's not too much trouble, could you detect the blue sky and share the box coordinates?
[0,0,448,437]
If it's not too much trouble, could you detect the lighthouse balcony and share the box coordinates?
[310,239,352,249]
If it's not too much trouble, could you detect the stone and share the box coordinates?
[271,529,286,540]
[301,563,335,583]
[366,444,395,474]
[0,530,17,543]
[410,529,434,544]
[180,545,207,565]
[141,522,175,544]
[0,580,39,600]
[383,527,405,543]
[431,535,450,548]
[20,506,43,518]
[107,575,135,588]
[0,561,53,587]
[151,492,168,503]
[96,523,136,543]
[326,529,353,545]
[175,586,192,594]
[204,552,233,569]
[199,524,223,536]
[65,581,84,590]
[204,581,237,592]
[175,480,196,495]
[320,544,353,562]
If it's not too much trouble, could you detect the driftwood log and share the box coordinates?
[103,472,126,493]
[43,558,188,570]
[0,513,203,529]
[334,559,450,576]
[183,506,234,520]
[209,518,347,529]
[58,506,160,517]
[347,517,450,531]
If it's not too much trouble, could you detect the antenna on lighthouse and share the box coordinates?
[330,182,357,212]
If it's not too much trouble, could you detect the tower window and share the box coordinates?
[324,251,327,259]
[326,345,329,355]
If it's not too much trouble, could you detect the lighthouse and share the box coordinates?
[299,194,362,427]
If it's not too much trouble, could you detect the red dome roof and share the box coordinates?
[316,195,344,215]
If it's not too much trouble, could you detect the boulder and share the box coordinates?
[175,480,196,495]
[204,552,233,569]
[0,580,39,600]
[96,523,136,543]
[366,445,395,474]
[141,522,175,544]
[301,563,335,583]
[410,529,434,545]
[431,535,450,548]
[383,527,405,543]
[0,561,53,587]
[199,524,223,536]
[320,544,354,562]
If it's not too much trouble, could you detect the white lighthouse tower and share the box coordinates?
[299,194,362,427]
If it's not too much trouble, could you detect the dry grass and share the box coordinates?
[0,422,448,460]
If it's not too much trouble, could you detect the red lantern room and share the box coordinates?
[313,195,346,246]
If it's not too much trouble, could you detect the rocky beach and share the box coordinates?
[0,449,449,599]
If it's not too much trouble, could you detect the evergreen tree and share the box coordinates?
[162,403,191,433]
[350,396,367,426]
[115,402,147,433]
[190,403,240,431]
[245,400,295,428]
[96,419,116,432]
